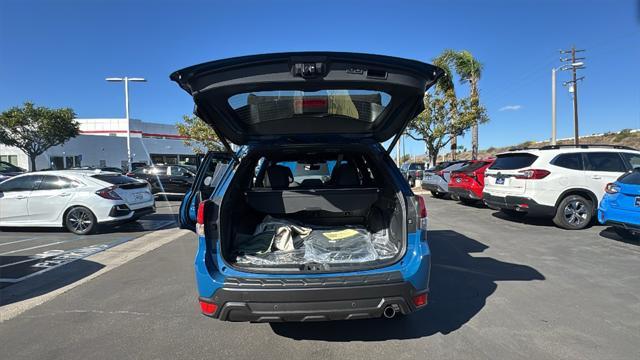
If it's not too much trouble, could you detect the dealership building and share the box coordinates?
[0,118,197,171]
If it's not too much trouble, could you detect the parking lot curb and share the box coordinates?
[0,227,191,323]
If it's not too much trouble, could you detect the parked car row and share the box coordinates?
[422,144,640,238]
[0,170,155,234]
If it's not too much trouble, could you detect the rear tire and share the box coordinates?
[553,195,593,230]
[64,206,97,235]
[613,227,640,241]
[431,191,446,199]
[500,208,527,219]
[459,197,477,205]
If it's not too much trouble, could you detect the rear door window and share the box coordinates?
[409,163,425,171]
[584,152,627,172]
[490,153,538,170]
[38,176,78,190]
[551,153,584,170]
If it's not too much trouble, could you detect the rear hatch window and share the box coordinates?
[229,90,391,125]
[92,174,147,189]
[459,161,490,173]
[490,153,537,170]
[619,171,640,185]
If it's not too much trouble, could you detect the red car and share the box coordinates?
[448,158,495,204]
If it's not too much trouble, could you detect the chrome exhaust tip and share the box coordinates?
[383,305,397,319]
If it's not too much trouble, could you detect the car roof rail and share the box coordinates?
[538,144,637,151]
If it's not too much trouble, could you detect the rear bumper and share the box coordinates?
[102,205,155,224]
[201,277,426,322]
[483,192,555,216]
[449,186,481,200]
[421,179,447,193]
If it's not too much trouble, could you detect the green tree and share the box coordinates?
[450,50,485,159]
[0,102,78,171]
[407,90,486,167]
[175,115,224,154]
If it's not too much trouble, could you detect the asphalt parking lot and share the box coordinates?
[0,200,180,289]
[1,194,639,360]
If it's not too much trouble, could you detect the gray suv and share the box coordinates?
[421,160,468,198]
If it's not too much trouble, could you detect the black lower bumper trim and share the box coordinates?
[483,192,555,216]
[604,220,640,231]
[202,281,425,322]
[449,186,480,199]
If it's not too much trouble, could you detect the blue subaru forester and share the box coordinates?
[173,52,443,322]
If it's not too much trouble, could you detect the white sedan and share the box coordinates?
[0,170,155,234]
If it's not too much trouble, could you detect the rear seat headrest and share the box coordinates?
[331,163,360,187]
[266,165,294,189]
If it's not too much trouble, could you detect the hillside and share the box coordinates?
[415,129,640,163]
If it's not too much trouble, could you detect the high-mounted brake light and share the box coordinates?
[199,300,218,315]
[515,169,550,180]
[605,183,619,194]
[95,186,122,200]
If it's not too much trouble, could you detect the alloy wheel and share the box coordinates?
[563,200,588,226]
[68,208,93,233]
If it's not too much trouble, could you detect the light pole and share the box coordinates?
[551,61,583,145]
[106,77,146,170]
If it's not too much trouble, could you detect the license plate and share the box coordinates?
[496,178,505,185]
[133,192,146,202]
[635,197,640,207]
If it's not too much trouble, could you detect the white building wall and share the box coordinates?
[0,119,195,171]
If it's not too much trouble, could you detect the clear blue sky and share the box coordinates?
[1,0,639,155]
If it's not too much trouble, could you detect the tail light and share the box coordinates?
[416,195,427,230]
[605,183,619,194]
[515,169,550,180]
[199,299,218,316]
[196,200,208,236]
[413,293,428,307]
[125,172,134,177]
[95,186,122,200]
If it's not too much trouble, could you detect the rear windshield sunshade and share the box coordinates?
[490,154,538,170]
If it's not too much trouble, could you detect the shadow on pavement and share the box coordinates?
[491,210,559,227]
[0,257,104,306]
[599,227,640,246]
[270,230,544,341]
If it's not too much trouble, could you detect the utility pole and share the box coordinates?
[559,46,586,145]
[551,68,557,145]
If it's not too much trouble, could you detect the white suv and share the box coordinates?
[483,145,640,230]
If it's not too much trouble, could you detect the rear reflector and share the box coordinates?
[413,293,427,307]
[199,300,218,315]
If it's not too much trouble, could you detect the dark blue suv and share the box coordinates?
[173,52,442,322]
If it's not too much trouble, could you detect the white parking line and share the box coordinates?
[0,237,43,247]
[0,240,76,256]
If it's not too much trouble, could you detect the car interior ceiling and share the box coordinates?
[217,147,405,269]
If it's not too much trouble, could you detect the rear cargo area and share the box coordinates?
[217,147,405,272]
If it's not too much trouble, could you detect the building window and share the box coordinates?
[51,156,64,170]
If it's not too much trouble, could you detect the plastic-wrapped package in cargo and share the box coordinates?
[233,215,400,266]
[302,227,377,263]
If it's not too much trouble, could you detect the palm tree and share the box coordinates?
[432,49,459,159]
[451,50,483,159]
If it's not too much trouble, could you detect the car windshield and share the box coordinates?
[0,161,22,172]
[228,90,391,125]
